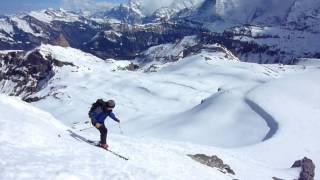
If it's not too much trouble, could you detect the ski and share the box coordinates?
[95,145,129,160]
[67,130,129,160]
[107,149,129,160]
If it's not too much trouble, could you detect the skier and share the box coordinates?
[89,99,120,149]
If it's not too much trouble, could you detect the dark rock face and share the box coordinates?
[82,22,203,60]
[188,154,235,175]
[0,51,54,97]
[104,3,144,24]
[0,49,73,99]
[291,157,315,180]
[53,21,100,49]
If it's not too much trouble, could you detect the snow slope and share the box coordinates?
[2,44,319,179]
[0,92,299,180]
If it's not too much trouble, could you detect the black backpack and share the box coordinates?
[88,99,107,117]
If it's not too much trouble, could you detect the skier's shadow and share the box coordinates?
[67,129,98,145]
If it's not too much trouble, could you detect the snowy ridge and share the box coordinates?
[0,18,14,35]
[0,8,89,45]
[0,17,15,42]
[2,10,78,38]
[145,0,204,22]
[10,17,44,37]
[28,8,83,23]
[139,36,240,71]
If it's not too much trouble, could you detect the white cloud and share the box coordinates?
[140,0,175,15]
[60,0,115,11]
[140,0,204,15]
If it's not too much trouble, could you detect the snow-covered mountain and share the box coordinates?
[94,0,204,24]
[177,0,320,31]
[1,44,319,179]
[95,0,145,24]
[0,9,101,50]
[1,0,320,64]
[143,0,204,23]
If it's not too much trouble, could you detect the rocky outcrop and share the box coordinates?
[273,157,316,180]
[138,36,239,68]
[51,34,70,47]
[0,51,54,97]
[188,154,235,175]
[291,157,315,180]
[0,49,74,99]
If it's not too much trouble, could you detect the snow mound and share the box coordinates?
[142,88,270,148]
[242,71,320,179]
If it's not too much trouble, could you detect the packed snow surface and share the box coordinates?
[1,44,320,179]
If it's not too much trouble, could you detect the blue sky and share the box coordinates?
[0,0,126,14]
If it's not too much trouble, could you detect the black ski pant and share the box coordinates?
[97,125,108,144]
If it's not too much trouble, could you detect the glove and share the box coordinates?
[95,123,102,128]
[117,119,121,123]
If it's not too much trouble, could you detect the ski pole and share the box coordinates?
[79,126,94,131]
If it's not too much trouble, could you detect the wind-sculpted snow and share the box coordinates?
[243,71,320,179]
[244,98,278,141]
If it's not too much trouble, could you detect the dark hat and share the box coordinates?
[107,100,115,108]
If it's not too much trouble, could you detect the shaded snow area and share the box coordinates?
[1,44,320,179]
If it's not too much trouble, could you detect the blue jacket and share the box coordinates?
[90,106,119,124]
